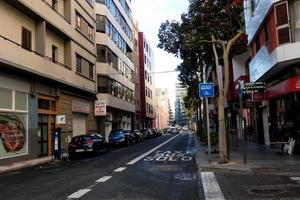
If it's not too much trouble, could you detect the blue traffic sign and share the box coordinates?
[199,83,214,98]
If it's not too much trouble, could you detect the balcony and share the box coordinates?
[249,42,300,82]
[97,93,135,113]
[0,35,96,93]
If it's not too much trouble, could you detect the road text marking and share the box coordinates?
[67,189,91,199]
[144,150,192,162]
[96,176,112,183]
[201,172,225,200]
[126,134,180,165]
[114,167,127,172]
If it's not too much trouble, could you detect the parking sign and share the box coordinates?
[199,83,214,98]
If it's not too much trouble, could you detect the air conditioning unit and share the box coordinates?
[106,113,113,122]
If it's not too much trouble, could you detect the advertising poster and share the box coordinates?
[95,100,107,116]
[0,113,28,158]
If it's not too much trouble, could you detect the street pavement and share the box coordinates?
[0,132,200,200]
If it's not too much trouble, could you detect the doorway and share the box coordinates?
[38,115,55,157]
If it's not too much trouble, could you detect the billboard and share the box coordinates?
[0,113,28,159]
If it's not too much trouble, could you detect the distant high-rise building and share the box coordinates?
[175,81,189,126]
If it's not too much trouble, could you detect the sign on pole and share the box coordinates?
[95,100,107,116]
[199,83,214,98]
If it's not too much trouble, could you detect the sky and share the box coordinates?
[131,0,189,109]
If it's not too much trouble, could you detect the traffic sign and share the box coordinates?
[199,83,214,98]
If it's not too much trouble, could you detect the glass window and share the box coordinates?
[15,92,27,111]
[89,63,94,79]
[76,14,81,29]
[76,54,82,73]
[38,99,50,110]
[97,45,106,62]
[0,88,12,109]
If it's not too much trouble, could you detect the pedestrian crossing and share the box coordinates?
[290,177,300,184]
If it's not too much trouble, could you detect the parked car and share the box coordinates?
[182,126,189,131]
[170,127,179,134]
[109,129,134,146]
[68,133,109,159]
[132,130,143,142]
[152,129,162,137]
[141,129,155,139]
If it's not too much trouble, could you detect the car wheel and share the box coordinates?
[125,139,130,146]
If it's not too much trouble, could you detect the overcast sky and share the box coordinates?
[131,0,189,109]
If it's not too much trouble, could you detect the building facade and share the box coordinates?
[0,0,98,164]
[95,0,135,141]
[154,88,170,130]
[231,0,300,153]
[138,32,155,128]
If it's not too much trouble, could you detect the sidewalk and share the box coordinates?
[0,156,56,174]
[194,135,300,176]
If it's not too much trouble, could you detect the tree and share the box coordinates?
[158,0,247,163]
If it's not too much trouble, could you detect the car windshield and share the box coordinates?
[110,130,123,136]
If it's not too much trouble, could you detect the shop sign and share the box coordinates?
[95,100,106,116]
[72,101,90,114]
[0,113,28,158]
[56,115,66,125]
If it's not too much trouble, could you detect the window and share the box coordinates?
[0,88,12,109]
[89,63,94,79]
[76,13,81,29]
[294,0,300,41]
[255,36,260,52]
[97,44,106,62]
[88,25,93,40]
[15,92,28,111]
[52,0,58,10]
[52,45,58,62]
[275,1,291,45]
[21,27,32,51]
[76,54,82,73]
[96,15,106,33]
[264,23,269,43]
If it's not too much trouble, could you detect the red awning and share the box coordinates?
[267,76,300,99]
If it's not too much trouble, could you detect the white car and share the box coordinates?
[182,126,189,131]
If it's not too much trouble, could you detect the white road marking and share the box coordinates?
[67,189,91,199]
[290,177,300,181]
[126,134,180,165]
[96,176,112,183]
[114,167,127,172]
[201,172,225,200]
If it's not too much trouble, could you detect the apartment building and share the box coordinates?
[175,81,189,126]
[154,88,170,130]
[95,0,135,140]
[138,32,155,128]
[132,20,141,130]
[227,0,300,152]
[0,0,98,164]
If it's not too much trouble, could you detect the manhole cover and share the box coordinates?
[247,185,287,196]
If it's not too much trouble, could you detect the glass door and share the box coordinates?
[38,115,48,157]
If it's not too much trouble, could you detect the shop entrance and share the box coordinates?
[38,96,57,157]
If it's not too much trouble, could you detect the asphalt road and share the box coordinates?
[0,132,200,200]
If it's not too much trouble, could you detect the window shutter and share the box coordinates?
[275,1,291,45]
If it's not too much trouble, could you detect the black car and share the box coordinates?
[68,133,109,159]
[132,130,143,142]
[109,129,135,146]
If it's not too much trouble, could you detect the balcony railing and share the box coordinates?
[0,34,71,70]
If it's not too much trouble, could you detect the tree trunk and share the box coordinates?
[218,93,227,163]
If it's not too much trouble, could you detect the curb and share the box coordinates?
[0,156,54,174]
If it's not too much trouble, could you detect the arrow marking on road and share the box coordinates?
[67,189,91,199]
[126,134,180,165]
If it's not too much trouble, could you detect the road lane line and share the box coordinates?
[126,134,180,165]
[96,176,112,183]
[201,172,225,200]
[290,177,300,181]
[114,167,127,172]
[67,189,91,199]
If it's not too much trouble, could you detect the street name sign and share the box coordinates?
[199,83,214,98]
[243,82,266,94]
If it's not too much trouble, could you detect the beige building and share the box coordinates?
[0,0,97,164]
[154,88,170,129]
[95,0,135,140]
